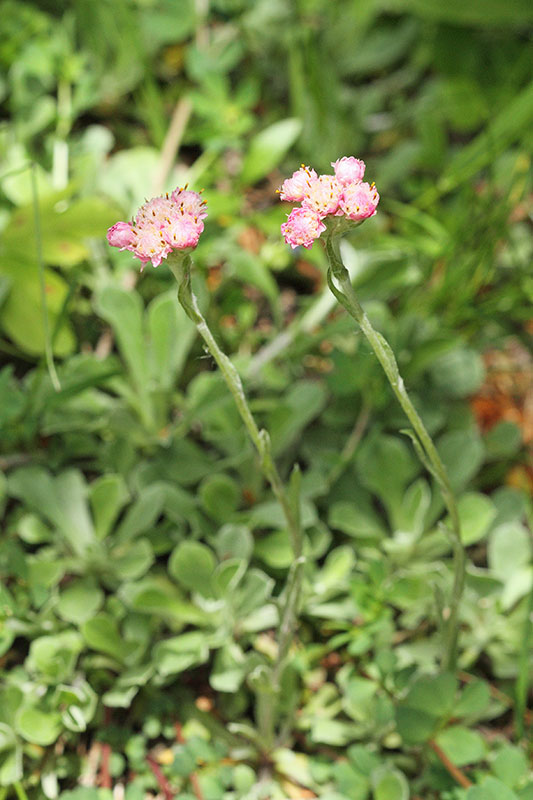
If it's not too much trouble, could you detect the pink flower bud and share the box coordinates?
[339,182,379,220]
[278,166,318,202]
[332,156,365,185]
[170,188,208,221]
[163,217,204,250]
[281,207,326,249]
[135,196,171,226]
[106,221,136,251]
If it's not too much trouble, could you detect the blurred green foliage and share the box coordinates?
[0,0,533,797]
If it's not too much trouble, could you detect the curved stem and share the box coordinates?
[168,254,304,740]
[325,236,465,671]
[169,257,301,554]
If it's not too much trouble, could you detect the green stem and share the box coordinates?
[168,254,304,742]
[53,79,71,190]
[255,688,276,753]
[325,236,465,672]
[515,563,533,740]
[325,398,371,491]
[13,783,29,800]
[31,163,61,392]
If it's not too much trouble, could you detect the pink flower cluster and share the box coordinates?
[278,157,379,249]
[107,187,208,269]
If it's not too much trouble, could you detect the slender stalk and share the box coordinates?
[168,254,304,743]
[13,783,29,800]
[169,257,300,552]
[53,79,71,190]
[325,399,371,491]
[515,567,533,740]
[324,235,465,671]
[255,688,276,753]
[31,163,61,392]
[428,740,472,788]
[151,97,192,196]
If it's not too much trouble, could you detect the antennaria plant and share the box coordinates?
[278,157,465,672]
[107,187,303,751]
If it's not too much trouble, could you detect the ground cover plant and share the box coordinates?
[1,0,533,798]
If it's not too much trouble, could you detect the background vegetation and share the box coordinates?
[1,0,533,798]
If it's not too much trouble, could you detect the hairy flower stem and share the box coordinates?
[325,236,465,672]
[169,254,303,746]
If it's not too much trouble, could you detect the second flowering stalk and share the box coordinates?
[278,158,465,671]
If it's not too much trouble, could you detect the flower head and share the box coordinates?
[339,181,379,221]
[107,186,207,269]
[302,174,343,218]
[332,156,365,185]
[278,156,378,249]
[281,207,326,249]
[278,166,318,202]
